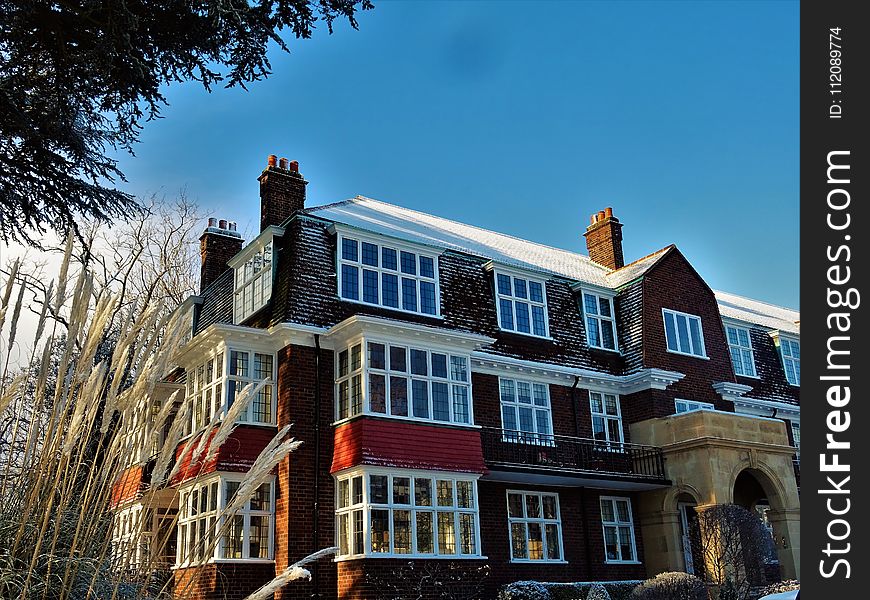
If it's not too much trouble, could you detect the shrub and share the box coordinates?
[719,578,738,600]
[587,583,612,600]
[499,581,552,600]
[752,580,799,599]
[605,581,644,600]
[631,572,708,600]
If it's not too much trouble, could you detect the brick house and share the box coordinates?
[111,156,800,599]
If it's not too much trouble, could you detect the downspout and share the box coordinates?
[313,334,322,598]
[572,375,593,578]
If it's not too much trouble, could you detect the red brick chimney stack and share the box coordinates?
[583,207,625,270]
[199,217,243,292]
[258,153,307,232]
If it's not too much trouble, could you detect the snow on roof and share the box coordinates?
[305,196,798,326]
[715,290,800,335]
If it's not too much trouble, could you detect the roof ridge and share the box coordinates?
[714,288,799,314]
[303,197,358,214]
[349,195,611,273]
[606,244,674,276]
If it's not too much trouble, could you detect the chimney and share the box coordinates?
[258,154,307,232]
[199,218,243,292]
[583,207,625,270]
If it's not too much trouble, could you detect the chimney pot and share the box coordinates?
[604,207,613,219]
[218,219,227,230]
[208,217,217,228]
[267,154,277,168]
[279,157,289,170]
[289,160,299,172]
[597,210,606,221]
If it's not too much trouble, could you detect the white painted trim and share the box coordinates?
[599,495,639,564]
[325,314,495,351]
[226,225,285,268]
[662,307,708,358]
[505,489,566,563]
[711,381,754,403]
[723,322,759,378]
[492,269,551,339]
[579,288,621,353]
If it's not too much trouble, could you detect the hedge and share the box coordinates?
[499,580,644,600]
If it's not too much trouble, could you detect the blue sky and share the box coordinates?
[116,0,799,309]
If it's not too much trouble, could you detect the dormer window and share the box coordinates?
[338,234,440,316]
[582,291,618,351]
[231,228,281,324]
[494,272,548,338]
[725,324,757,377]
[779,337,800,385]
[662,309,707,358]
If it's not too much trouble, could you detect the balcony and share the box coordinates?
[479,427,668,486]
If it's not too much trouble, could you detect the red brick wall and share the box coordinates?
[337,558,490,600]
[640,250,737,412]
[259,166,307,232]
[199,231,242,293]
[174,563,275,600]
[478,481,646,596]
[331,418,487,474]
[274,343,338,600]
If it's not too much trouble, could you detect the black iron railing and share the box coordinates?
[793,457,800,489]
[480,427,667,480]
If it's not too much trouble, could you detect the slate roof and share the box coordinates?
[715,290,800,335]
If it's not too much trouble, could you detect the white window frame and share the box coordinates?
[112,503,152,569]
[589,391,624,449]
[185,347,277,436]
[498,378,554,444]
[334,337,474,427]
[493,270,550,338]
[176,474,275,567]
[581,290,619,352]
[675,399,715,414]
[336,232,441,317]
[790,421,800,454]
[334,468,482,560]
[233,236,275,323]
[725,323,758,378]
[600,496,639,564]
[779,336,800,386]
[506,490,566,563]
[662,308,708,358]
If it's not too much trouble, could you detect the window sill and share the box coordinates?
[498,329,554,342]
[332,413,480,430]
[588,345,621,354]
[171,558,276,570]
[666,349,710,360]
[335,554,487,562]
[735,373,761,380]
[604,559,642,565]
[338,296,444,320]
[510,559,568,565]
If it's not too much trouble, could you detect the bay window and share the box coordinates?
[335,340,473,426]
[494,272,548,337]
[507,491,564,562]
[335,469,480,559]
[176,475,274,566]
[338,234,440,316]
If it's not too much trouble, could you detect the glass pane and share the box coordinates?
[727,326,739,345]
[529,281,544,303]
[437,512,456,554]
[341,238,358,262]
[419,255,435,278]
[250,483,271,511]
[511,522,527,559]
[604,394,619,416]
[351,375,362,416]
[590,392,603,414]
[353,510,364,554]
[497,273,512,296]
[229,351,249,377]
[460,513,476,555]
[341,265,359,300]
[420,281,437,315]
[531,305,547,337]
[515,301,531,333]
[452,385,469,423]
[619,526,634,560]
[499,298,514,330]
[517,382,532,404]
[400,251,417,275]
[600,499,614,522]
[437,480,454,506]
[535,410,551,436]
[225,481,240,505]
[401,277,417,311]
[338,479,349,509]
[502,405,517,431]
[689,318,703,355]
[389,377,408,416]
[592,416,606,440]
[351,344,362,371]
[731,347,744,375]
[545,523,561,559]
[416,512,433,553]
[599,297,612,318]
[338,513,349,556]
[339,349,349,377]
[528,523,543,560]
[369,374,386,413]
[500,379,516,403]
[412,379,429,418]
[224,515,244,559]
[584,293,598,315]
[410,349,428,375]
[542,496,557,520]
[457,481,474,509]
[415,478,432,506]
[249,515,268,558]
[371,509,389,553]
[394,510,411,554]
[604,526,619,560]
[602,321,615,349]
[616,499,630,522]
[368,342,386,370]
[676,314,691,352]
[382,247,398,270]
[525,494,541,518]
[518,407,534,433]
[352,476,363,504]
[382,273,399,308]
[361,241,378,266]
[450,356,468,382]
[738,328,750,347]
[431,353,448,378]
[587,317,601,347]
[607,418,622,444]
[393,477,411,504]
[389,346,406,372]
[514,278,528,299]
[432,382,450,421]
[362,269,379,303]
[370,475,388,504]
[664,312,678,351]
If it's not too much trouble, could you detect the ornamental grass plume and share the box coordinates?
[0,233,331,600]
